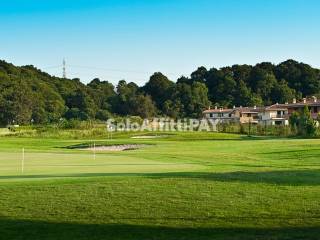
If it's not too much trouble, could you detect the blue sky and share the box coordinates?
[1,0,319,85]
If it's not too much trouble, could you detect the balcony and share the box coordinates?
[274,114,289,119]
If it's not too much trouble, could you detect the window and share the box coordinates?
[314,107,318,113]
[275,121,282,125]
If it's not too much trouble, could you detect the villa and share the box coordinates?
[233,107,263,124]
[282,97,320,120]
[203,97,320,126]
[203,107,237,124]
[260,104,289,126]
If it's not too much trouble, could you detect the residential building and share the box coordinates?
[203,97,320,126]
[259,104,289,126]
[203,106,263,124]
[285,97,320,120]
[233,107,263,124]
[203,107,237,123]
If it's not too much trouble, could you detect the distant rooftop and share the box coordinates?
[203,97,320,114]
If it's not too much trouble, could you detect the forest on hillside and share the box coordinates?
[0,59,319,125]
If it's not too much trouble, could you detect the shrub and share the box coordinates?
[290,106,317,137]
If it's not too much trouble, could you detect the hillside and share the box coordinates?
[0,59,319,125]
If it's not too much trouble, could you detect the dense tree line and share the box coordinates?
[0,59,319,125]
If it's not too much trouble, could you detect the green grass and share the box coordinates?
[0,132,319,239]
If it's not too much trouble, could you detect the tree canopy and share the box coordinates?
[0,59,319,125]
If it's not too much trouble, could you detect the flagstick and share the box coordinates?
[93,142,96,161]
[22,148,25,174]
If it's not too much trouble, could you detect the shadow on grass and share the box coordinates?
[156,135,278,142]
[1,170,320,186]
[0,218,319,240]
[147,170,320,186]
[260,149,320,155]
[62,142,155,150]
[259,148,320,159]
[61,135,278,149]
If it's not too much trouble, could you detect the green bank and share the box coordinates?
[0,132,319,239]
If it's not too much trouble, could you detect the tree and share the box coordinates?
[95,110,112,121]
[88,78,115,110]
[249,66,277,105]
[232,64,252,83]
[112,80,139,116]
[163,99,183,118]
[0,77,33,125]
[143,72,174,111]
[64,88,96,120]
[234,80,253,107]
[271,79,296,104]
[190,82,211,117]
[275,60,320,97]
[168,82,210,118]
[190,66,208,83]
[299,106,317,137]
[290,106,317,137]
[1,59,320,123]
[131,94,157,118]
[205,67,236,107]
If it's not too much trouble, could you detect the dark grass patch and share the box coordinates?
[1,170,319,186]
[0,218,319,240]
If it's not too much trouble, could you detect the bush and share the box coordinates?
[58,119,82,129]
[96,110,112,121]
[290,106,317,137]
[8,126,16,132]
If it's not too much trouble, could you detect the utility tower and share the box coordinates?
[62,59,66,78]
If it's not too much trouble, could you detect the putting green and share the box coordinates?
[0,150,203,182]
